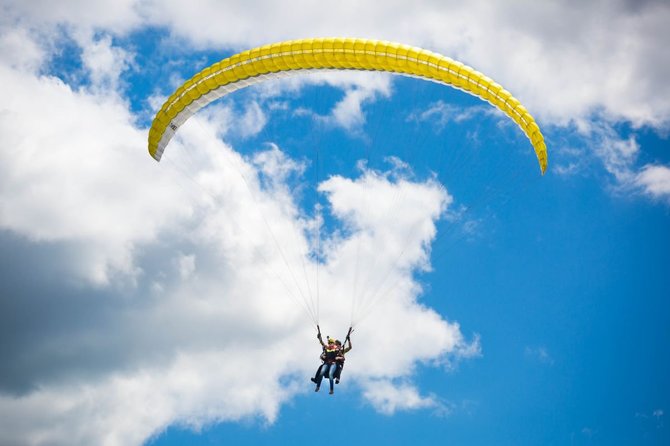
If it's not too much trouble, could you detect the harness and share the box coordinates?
[324,345,339,364]
[317,325,353,365]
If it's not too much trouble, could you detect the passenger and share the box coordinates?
[333,337,352,384]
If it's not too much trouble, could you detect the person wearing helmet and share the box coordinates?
[313,334,339,394]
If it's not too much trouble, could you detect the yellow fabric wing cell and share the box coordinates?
[148,37,547,174]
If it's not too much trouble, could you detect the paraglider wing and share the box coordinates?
[148,37,547,173]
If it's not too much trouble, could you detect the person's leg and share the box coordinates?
[327,364,336,394]
[315,363,329,391]
[311,364,323,383]
[335,363,343,383]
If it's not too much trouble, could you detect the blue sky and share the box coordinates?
[0,1,668,445]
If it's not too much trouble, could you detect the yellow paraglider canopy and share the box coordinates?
[148,37,547,174]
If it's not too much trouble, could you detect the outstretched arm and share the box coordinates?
[317,327,326,348]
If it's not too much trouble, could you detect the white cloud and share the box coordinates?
[237,100,267,138]
[0,62,191,284]
[593,130,640,184]
[0,350,299,446]
[560,121,670,206]
[77,33,133,91]
[550,120,642,189]
[196,99,266,140]
[407,101,494,131]
[136,0,670,129]
[7,0,669,199]
[177,253,196,279]
[197,102,235,138]
[328,87,374,131]
[193,70,392,139]
[2,0,142,34]
[323,74,392,132]
[252,70,393,133]
[4,0,670,129]
[636,164,670,201]
[320,168,449,241]
[138,0,670,203]
[444,332,482,368]
[3,1,669,443]
[362,379,442,415]
[253,143,305,184]
[553,161,581,177]
[0,45,473,445]
[0,27,46,72]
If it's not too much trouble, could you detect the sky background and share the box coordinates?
[0,1,669,445]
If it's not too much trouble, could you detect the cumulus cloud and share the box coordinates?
[1,0,142,34]
[324,75,392,132]
[0,27,46,72]
[77,33,134,91]
[0,350,299,445]
[636,164,670,201]
[0,63,191,284]
[7,0,670,197]
[137,0,670,129]
[4,0,670,128]
[0,115,470,445]
[2,1,668,444]
[0,29,474,446]
[362,379,442,415]
[141,0,670,202]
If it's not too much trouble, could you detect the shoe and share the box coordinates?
[315,386,320,392]
[310,377,317,383]
[335,379,340,384]
[329,390,334,395]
